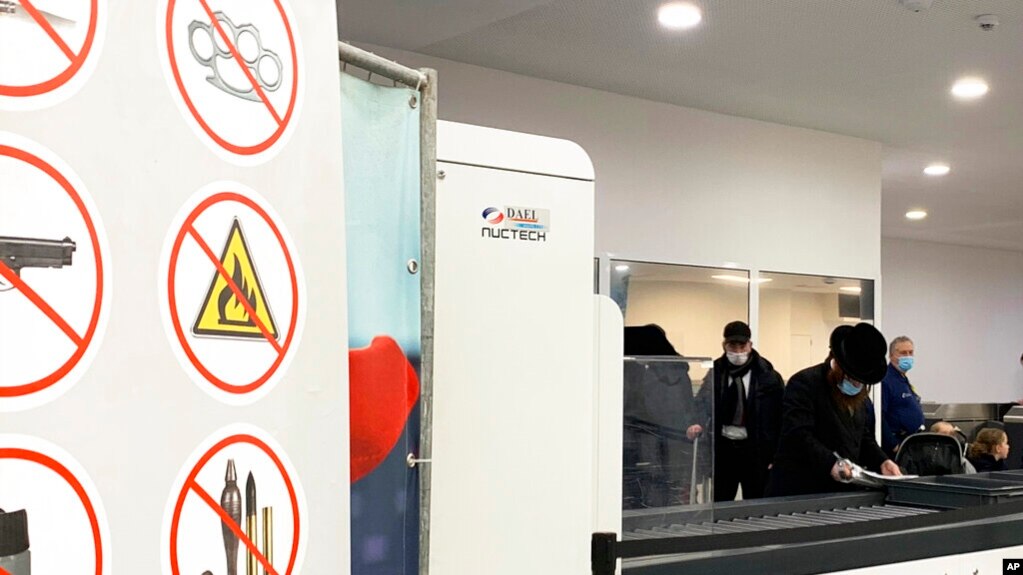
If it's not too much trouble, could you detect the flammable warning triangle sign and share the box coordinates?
[192,218,279,340]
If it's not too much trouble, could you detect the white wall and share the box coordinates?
[759,290,847,380]
[623,279,854,380]
[358,43,882,281]
[357,42,884,438]
[882,237,1023,403]
[624,279,748,358]
[624,279,844,381]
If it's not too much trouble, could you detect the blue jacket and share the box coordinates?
[881,363,923,456]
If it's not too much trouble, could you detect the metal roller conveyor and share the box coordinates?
[654,524,713,536]
[855,504,933,518]
[617,473,1023,575]
[748,515,818,528]
[818,508,896,522]
[632,528,680,539]
[730,517,782,530]
[695,522,758,533]
[788,511,847,525]
[717,520,769,531]
[759,514,826,527]
[622,492,942,541]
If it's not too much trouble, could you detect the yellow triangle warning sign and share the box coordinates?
[192,218,279,341]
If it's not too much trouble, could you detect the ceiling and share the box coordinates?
[338,0,1023,251]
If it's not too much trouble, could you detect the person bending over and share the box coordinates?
[766,323,901,497]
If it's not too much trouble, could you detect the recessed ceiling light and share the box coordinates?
[840,286,862,294]
[905,210,928,220]
[711,274,772,284]
[614,264,630,272]
[923,163,950,176]
[658,2,702,30]
[951,77,989,100]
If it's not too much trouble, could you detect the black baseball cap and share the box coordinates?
[723,321,751,344]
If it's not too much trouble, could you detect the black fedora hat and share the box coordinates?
[832,323,887,384]
[624,324,678,356]
[829,324,853,351]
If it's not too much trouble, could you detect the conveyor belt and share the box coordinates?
[621,504,938,540]
[613,481,1023,575]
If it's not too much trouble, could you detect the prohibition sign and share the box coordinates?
[0,0,107,110]
[0,434,111,575]
[161,424,307,575]
[0,133,110,412]
[159,183,305,405]
[160,0,303,164]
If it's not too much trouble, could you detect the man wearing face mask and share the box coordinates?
[766,323,902,497]
[686,321,783,501]
[880,336,923,457]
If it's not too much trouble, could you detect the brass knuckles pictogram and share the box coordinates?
[188,11,283,102]
[0,1,17,15]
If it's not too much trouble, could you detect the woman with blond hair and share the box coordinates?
[967,428,1010,473]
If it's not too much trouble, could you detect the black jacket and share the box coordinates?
[694,352,784,469]
[968,453,1007,473]
[767,362,888,497]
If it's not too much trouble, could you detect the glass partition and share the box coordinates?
[611,261,744,526]
[610,261,750,358]
[758,272,875,381]
[623,356,715,531]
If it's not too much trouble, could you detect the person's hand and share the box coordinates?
[686,424,703,440]
[830,461,851,482]
[880,460,903,477]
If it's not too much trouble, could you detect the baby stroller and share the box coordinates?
[895,432,968,476]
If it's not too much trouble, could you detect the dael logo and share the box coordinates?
[482,207,504,225]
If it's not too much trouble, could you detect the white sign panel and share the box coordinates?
[0,132,110,412]
[158,183,306,405]
[0,434,112,574]
[0,0,107,110]
[161,423,308,575]
[158,0,304,165]
[0,0,348,572]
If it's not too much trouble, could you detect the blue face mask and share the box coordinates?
[839,378,863,396]
[897,357,914,372]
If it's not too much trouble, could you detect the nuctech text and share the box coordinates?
[480,228,547,242]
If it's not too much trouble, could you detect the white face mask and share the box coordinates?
[726,352,749,366]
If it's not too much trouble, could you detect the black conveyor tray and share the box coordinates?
[886,471,1023,508]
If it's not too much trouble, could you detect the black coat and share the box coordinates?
[968,453,1007,473]
[767,362,888,497]
[695,352,784,470]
